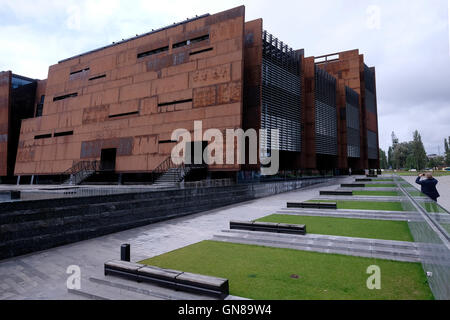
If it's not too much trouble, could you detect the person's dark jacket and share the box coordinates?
[415,176,440,200]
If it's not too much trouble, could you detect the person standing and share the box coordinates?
[415,173,440,202]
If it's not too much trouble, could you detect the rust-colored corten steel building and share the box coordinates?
[312,50,380,171]
[0,71,44,182]
[1,6,379,183]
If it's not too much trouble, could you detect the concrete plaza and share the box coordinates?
[0,177,349,300]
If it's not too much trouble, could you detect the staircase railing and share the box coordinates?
[153,156,205,183]
[63,160,101,176]
[63,160,101,185]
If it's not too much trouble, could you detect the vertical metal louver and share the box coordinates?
[261,30,302,153]
[315,67,337,155]
[367,130,378,159]
[364,64,376,114]
[345,86,360,158]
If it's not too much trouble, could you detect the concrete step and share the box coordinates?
[82,276,247,300]
[339,187,399,192]
[278,207,414,215]
[275,209,421,221]
[212,229,422,262]
[67,277,166,300]
[317,195,404,202]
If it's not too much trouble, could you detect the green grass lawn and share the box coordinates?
[373,179,394,182]
[257,214,414,242]
[306,200,404,211]
[139,241,433,300]
[365,184,397,188]
[395,171,450,177]
[353,190,400,196]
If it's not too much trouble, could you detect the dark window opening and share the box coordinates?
[158,99,192,107]
[189,47,213,56]
[100,148,116,171]
[70,68,90,75]
[53,93,78,102]
[172,34,209,50]
[35,95,45,117]
[54,131,74,137]
[340,108,346,120]
[158,140,177,144]
[34,133,52,140]
[89,74,106,81]
[185,141,209,165]
[173,40,188,49]
[190,34,209,44]
[137,46,169,58]
[108,111,139,118]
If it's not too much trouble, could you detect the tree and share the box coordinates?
[387,146,394,169]
[445,138,450,165]
[379,149,388,169]
[392,142,410,169]
[405,153,416,170]
[411,130,427,170]
[428,156,444,169]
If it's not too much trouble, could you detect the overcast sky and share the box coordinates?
[1,0,449,155]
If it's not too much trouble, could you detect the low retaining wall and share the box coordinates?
[0,177,331,260]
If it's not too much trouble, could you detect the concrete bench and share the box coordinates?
[366,174,378,178]
[104,260,144,280]
[320,191,353,196]
[287,202,337,209]
[230,221,306,235]
[175,272,229,298]
[355,178,372,182]
[341,184,365,188]
[104,260,229,298]
[276,223,307,235]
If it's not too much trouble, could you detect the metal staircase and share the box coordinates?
[63,160,100,185]
[153,156,205,186]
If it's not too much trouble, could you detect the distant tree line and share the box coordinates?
[378,131,449,170]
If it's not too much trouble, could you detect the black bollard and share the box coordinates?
[121,244,130,262]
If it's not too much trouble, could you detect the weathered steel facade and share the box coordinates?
[0,6,380,180]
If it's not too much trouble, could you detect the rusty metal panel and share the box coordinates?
[0,71,11,176]
[80,137,133,159]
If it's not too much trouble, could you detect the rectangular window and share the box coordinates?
[190,34,209,44]
[189,47,213,56]
[173,40,188,49]
[89,74,106,81]
[137,46,169,59]
[158,140,176,144]
[172,34,209,50]
[108,111,139,118]
[70,68,90,75]
[35,95,45,117]
[158,99,192,107]
[53,93,78,102]
[34,134,52,140]
[54,131,74,137]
